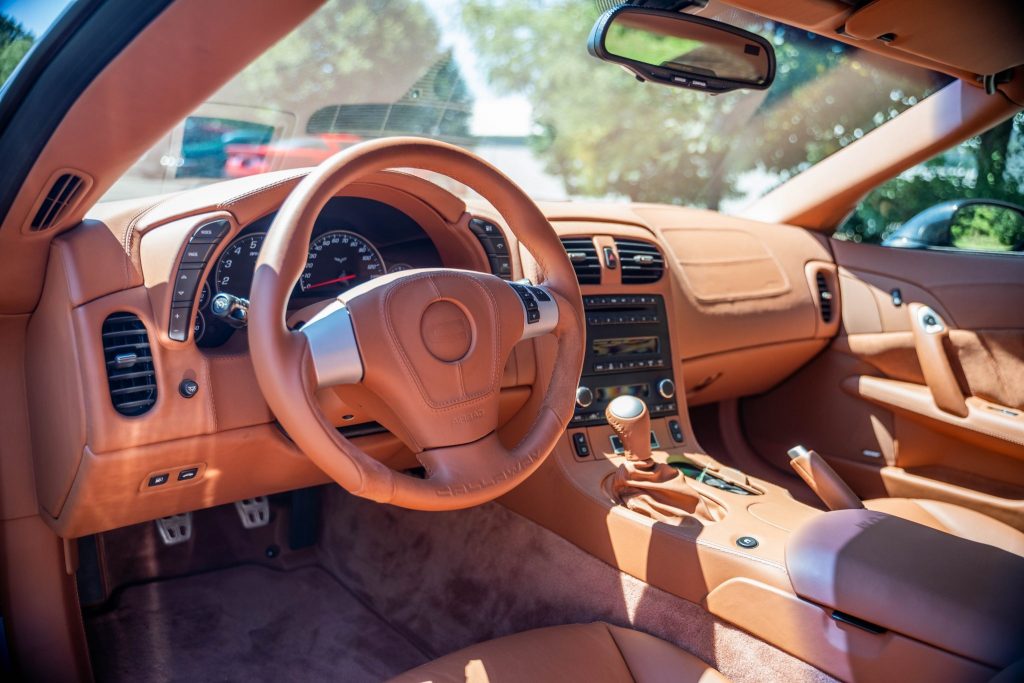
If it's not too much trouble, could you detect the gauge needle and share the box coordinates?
[306,274,357,290]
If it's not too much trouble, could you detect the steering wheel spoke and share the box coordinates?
[300,300,364,388]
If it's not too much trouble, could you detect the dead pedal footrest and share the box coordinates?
[155,512,193,545]
[234,497,270,529]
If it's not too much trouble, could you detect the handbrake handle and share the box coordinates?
[787,445,863,511]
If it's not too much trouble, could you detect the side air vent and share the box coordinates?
[815,271,834,323]
[102,313,157,416]
[560,237,601,285]
[616,239,664,284]
[31,173,86,231]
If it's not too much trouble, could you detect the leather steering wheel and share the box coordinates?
[249,137,584,510]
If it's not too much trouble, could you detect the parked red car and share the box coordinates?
[224,133,361,177]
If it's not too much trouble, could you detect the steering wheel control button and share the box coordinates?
[736,536,759,549]
[190,219,230,243]
[529,286,551,302]
[177,467,199,481]
[180,241,216,264]
[178,379,199,399]
[171,267,203,302]
[421,301,473,362]
[148,473,170,487]
[572,432,592,458]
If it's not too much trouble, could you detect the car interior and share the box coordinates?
[1,0,1022,681]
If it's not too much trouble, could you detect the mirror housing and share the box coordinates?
[588,6,775,94]
[882,199,1024,253]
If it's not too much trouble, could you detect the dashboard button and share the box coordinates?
[148,473,169,487]
[178,467,199,481]
[469,218,499,236]
[489,256,511,278]
[481,235,508,255]
[571,432,591,458]
[171,268,203,302]
[168,305,191,342]
[180,242,216,264]
[190,220,230,243]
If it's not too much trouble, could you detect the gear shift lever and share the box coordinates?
[606,395,652,462]
[605,396,717,523]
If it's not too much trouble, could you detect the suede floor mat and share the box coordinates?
[85,564,429,682]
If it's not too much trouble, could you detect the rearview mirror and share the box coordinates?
[588,6,775,94]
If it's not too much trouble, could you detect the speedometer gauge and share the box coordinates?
[215,232,266,298]
[300,230,385,294]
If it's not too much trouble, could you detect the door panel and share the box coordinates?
[741,239,1024,529]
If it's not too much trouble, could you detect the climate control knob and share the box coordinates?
[575,386,594,409]
[657,378,676,400]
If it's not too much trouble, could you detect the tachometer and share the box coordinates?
[300,230,385,294]
[215,232,266,298]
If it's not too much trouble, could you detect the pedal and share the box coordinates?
[234,497,270,529]
[155,513,192,546]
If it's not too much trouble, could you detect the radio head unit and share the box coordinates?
[573,294,676,426]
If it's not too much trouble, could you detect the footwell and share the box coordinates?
[84,564,430,682]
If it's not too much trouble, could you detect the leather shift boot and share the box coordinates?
[610,460,718,524]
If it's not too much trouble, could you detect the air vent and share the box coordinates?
[560,237,601,285]
[816,272,834,322]
[616,239,664,284]
[31,173,86,231]
[102,313,157,416]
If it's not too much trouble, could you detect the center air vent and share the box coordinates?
[560,237,601,285]
[102,313,157,416]
[815,272,834,323]
[616,239,664,284]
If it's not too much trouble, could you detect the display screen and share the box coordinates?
[593,336,659,357]
[596,383,650,402]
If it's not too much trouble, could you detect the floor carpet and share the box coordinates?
[85,564,429,682]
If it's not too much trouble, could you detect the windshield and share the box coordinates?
[107,0,951,212]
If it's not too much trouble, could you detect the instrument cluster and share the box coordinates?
[197,196,442,347]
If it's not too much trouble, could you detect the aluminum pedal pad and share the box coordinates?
[155,512,192,545]
[234,496,270,529]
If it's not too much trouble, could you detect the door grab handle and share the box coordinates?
[908,303,968,417]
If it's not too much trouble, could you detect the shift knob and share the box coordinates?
[606,396,651,461]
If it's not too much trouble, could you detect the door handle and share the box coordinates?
[908,303,968,417]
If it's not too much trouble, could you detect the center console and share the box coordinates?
[572,294,678,428]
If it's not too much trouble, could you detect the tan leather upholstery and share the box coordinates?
[387,623,728,683]
[865,497,1024,558]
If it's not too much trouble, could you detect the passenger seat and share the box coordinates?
[388,622,728,683]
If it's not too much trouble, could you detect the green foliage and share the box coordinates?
[951,204,1024,252]
[839,113,1024,245]
[0,14,34,86]
[459,0,946,209]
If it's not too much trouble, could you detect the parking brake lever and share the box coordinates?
[787,445,863,511]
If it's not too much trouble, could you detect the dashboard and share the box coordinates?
[196,196,442,347]
[29,168,836,539]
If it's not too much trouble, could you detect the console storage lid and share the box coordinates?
[786,509,1024,669]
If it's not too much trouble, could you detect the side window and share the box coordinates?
[837,112,1024,254]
